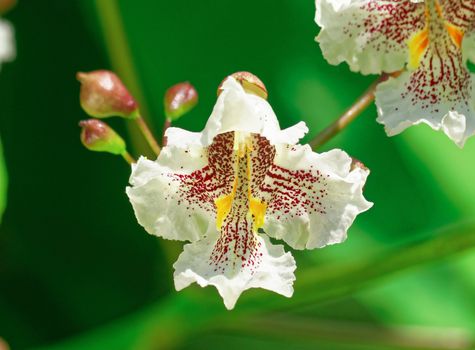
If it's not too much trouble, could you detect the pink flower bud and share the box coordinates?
[79,119,126,155]
[164,82,198,121]
[218,71,268,100]
[77,70,139,119]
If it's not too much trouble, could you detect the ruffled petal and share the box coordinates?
[375,64,475,147]
[127,132,238,241]
[201,77,308,146]
[172,136,298,309]
[126,155,208,241]
[315,0,425,74]
[271,122,309,145]
[0,20,15,67]
[173,233,296,310]
[252,139,372,250]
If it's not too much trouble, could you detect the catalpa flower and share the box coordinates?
[126,73,372,309]
[315,0,475,146]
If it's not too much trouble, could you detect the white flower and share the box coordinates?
[0,19,15,69]
[127,76,372,310]
[315,0,475,147]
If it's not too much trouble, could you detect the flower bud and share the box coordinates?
[164,82,198,121]
[79,119,126,155]
[218,71,268,100]
[0,0,16,14]
[77,70,139,119]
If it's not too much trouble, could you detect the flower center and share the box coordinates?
[214,132,267,233]
[407,0,464,69]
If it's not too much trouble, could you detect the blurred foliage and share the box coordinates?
[0,1,474,349]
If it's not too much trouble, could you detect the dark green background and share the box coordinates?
[0,1,474,349]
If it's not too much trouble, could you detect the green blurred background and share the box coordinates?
[1,1,475,349]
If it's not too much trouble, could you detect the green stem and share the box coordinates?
[121,151,135,165]
[94,0,155,158]
[94,0,177,288]
[134,114,161,156]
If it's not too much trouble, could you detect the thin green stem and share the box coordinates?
[134,114,161,156]
[94,0,176,290]
[121,151,135,165]
[95,0,155,158]
[309,73,389,150]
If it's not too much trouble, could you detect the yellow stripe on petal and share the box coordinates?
[250,197,267,232]
[246,140,267,232]
[214,132,268,233]
[407,28,429,70]
[445,22,464,49]
[215,178,237,230]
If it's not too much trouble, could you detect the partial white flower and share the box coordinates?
[127,75,372,310]
[315,0,475,147]
[0,19,15,69]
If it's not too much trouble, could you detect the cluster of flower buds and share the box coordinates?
[77,70,198,162]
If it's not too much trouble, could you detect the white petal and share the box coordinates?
[270,122,309,145]
[127,131,240,241]
[315,0,424,74]
[126,145,213,241]
[173,233,296,310]
[201,77,308,146]
[375,71,475,147]
[0,20,15,67]
[262,145,372,250]
[165,127,202,148]
[441,111,467,144]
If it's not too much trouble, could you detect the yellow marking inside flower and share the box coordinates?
[445,22,464,48]
[214,132,267,232]
[407,28,430,70]
[406,0,465,70]
[246,146,267,232]
[215,178,237,230]
[249,197,267,232]
[434,0,443,18]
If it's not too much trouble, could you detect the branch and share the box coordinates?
[309,73,389,149]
